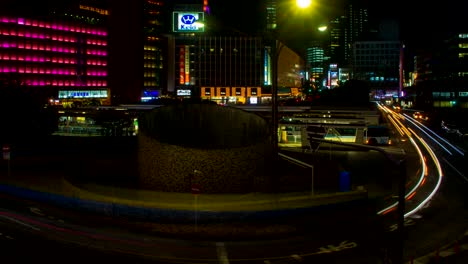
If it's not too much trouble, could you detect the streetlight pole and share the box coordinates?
[307,137,407,263]
[270,0,312,157]
[268,0,312,190]
[271,36,281,157]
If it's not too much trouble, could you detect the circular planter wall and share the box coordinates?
[137,104,273,193]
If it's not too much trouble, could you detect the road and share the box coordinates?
[0,189,383,263]
[0,104,467,263]
[378,103,468,262]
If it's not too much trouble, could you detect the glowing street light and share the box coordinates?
[270,0,314,158]
[296,0,312,9]
[318,25,328,32]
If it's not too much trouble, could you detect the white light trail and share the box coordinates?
[403,114,464,156]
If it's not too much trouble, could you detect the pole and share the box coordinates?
[397,159,407,264]
[271,38,279,156]
[311,165,314,196]
[194,194,198,232]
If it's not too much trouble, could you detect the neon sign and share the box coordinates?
[173,12,205,33]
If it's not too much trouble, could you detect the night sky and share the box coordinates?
[208,0,468,50]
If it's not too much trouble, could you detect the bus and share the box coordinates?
[364,125,391,145]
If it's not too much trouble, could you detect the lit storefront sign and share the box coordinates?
[185,45,190,85]
[179,47,185,85]
[58,90,108,99]
[79,5,109,15]
[172,12,205,33]
[264,47,271,85]
[177,89,191,96]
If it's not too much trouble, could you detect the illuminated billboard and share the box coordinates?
[172,12,205,33]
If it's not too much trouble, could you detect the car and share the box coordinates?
[455,127,468,140]
[441,120,459,133]
[413,111,428,120]
[392,105,401,112]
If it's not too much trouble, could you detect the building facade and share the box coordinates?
[0,15,109,106]
[352,40,402,98]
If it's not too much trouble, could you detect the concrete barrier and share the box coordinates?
[0,181,370,224]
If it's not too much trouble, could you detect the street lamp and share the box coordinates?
[296,0,312,9]
[307,137,407,264]
[318,25,327,32]
[270,0,312,157]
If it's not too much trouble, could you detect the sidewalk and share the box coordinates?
[0,135,416,216]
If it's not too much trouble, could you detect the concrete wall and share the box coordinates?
[138,104,273,193]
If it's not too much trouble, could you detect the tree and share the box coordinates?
[311,79,371,107]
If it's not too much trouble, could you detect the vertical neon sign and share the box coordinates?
[179,47,185,85]
[264,47,271,85]
[185,45,190,85]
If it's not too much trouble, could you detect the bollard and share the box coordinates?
[454,240,460,255]
[434,247,440,263]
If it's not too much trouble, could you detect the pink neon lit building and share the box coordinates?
[0,16,108,100]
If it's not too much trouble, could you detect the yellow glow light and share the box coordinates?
[318,26,327,31]
[296,0,311,8]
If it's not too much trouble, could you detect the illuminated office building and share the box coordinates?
[306,44,325,87]
[197,35,264,104]
[0,16,109,105]
[343,1,369,66]
[265,0,277,30]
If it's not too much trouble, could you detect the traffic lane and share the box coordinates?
[0,191,382,263]
[401,143,468,261]
[0,218,378,264]
[0,221,164,264]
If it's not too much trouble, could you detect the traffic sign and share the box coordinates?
[191,183,201,195]
[2,144,10,160]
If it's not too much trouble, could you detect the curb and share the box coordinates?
[408,230,468,263]
[0,182,371,223]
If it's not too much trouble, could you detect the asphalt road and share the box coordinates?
[0,191,383,263]
[0,113,467,263]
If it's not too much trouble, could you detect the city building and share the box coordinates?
[0,14,109,106]
[197,35,264,105]
[407,31,468,110]
[343,1,369,67]
[352,40,402,98]
[306,42,325,89]
[141,0,168,102]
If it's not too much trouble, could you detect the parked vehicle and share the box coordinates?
[441,120,460,133]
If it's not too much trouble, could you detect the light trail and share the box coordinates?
[403,113,464,156]
[376,102,445,218]
[376,134,426,215]
[404,127,444,217]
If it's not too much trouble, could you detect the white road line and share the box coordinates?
[290,254,302,261]
[0,215,40,231]
[442,157,468,182]
[216,242,230,264]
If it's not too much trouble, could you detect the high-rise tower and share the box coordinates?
[344,1,369,66]
[265,0,277,31]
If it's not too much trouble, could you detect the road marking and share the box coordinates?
[387,218,416,232]
[29,207,45,216]
[442,157,468,182]
[408,213,423,219]
[0,214,40,231]
[290,254,302,261]
[216,242,229,264]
